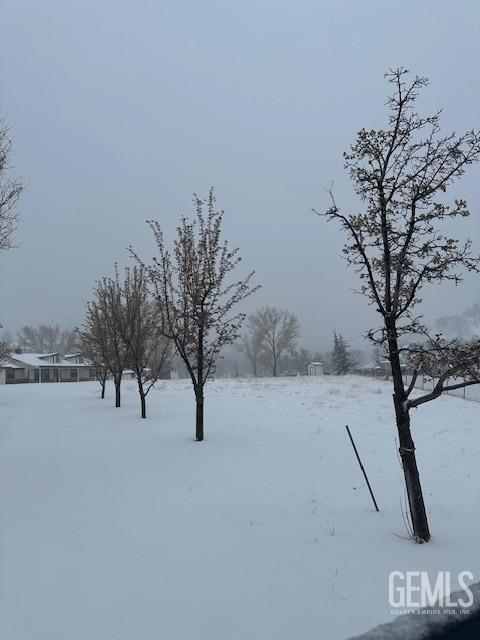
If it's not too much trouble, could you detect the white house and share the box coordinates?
[0,352,95,384]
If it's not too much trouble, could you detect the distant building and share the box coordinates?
[307,362,324,376]
[0,352,95,384]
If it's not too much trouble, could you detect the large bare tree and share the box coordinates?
[0,115,23,253]
[318,69,480,543]
[249,306,300,376]
[1,115,23,363]
[133,189,258,441]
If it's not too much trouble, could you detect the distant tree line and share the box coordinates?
[15,324,78,354]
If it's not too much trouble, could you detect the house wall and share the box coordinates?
[59,368,78,382]
[0,367,28,384]
[1,362,96,384]
[78,368,95,381]
[16,368,28,382]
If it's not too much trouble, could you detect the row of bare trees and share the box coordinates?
[78,265,172,418]
[80,190,258,439]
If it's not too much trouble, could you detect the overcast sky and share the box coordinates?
[1,0,479,352]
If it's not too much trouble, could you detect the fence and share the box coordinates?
[356,368,480,403]
[402,372,480,403]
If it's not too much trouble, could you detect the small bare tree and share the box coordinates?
[118,265,172,418]
[82,275,130,407]
[318,69,480,542]
[250,306,300,376]
[0,115,23,254]
[133,189,258,441]
[77,326,109,399]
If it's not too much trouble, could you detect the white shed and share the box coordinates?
[307,362,324,376]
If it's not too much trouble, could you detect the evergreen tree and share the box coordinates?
[331,332,352,375]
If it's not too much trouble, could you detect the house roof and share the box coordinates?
[12,353,57,366]
[4,353,90,368]
[0,361,23,369]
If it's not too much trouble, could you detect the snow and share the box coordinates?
[0,376,478,640]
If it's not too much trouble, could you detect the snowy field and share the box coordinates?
[1,376,478,640]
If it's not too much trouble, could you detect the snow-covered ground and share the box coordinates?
[0,376,478,639]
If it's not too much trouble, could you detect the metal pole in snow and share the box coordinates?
[345,425,379,512]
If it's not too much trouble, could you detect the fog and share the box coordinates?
[1,0,479,353]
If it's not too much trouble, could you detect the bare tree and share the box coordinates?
[17,324,77,354]
[318,69,480,543]
[250,306,300,376]
[132,189,258,441]
[77,326,109,399]
[0,115,23,253]
[240,315,265,377]
[82,275,130,408]
[117,265,172,418]
[0,339,10,365]
[1,115,23,364]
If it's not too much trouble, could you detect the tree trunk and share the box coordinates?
[114,374,122,408]
[196,325,204,441]
[386,319,430,543]
[136,374,146,419]
[394,397,430,542]
[101,380,106,399]
[195,391,204,441]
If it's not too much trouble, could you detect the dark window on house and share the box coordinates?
[71,369,77,378]
[6,368,14,380]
